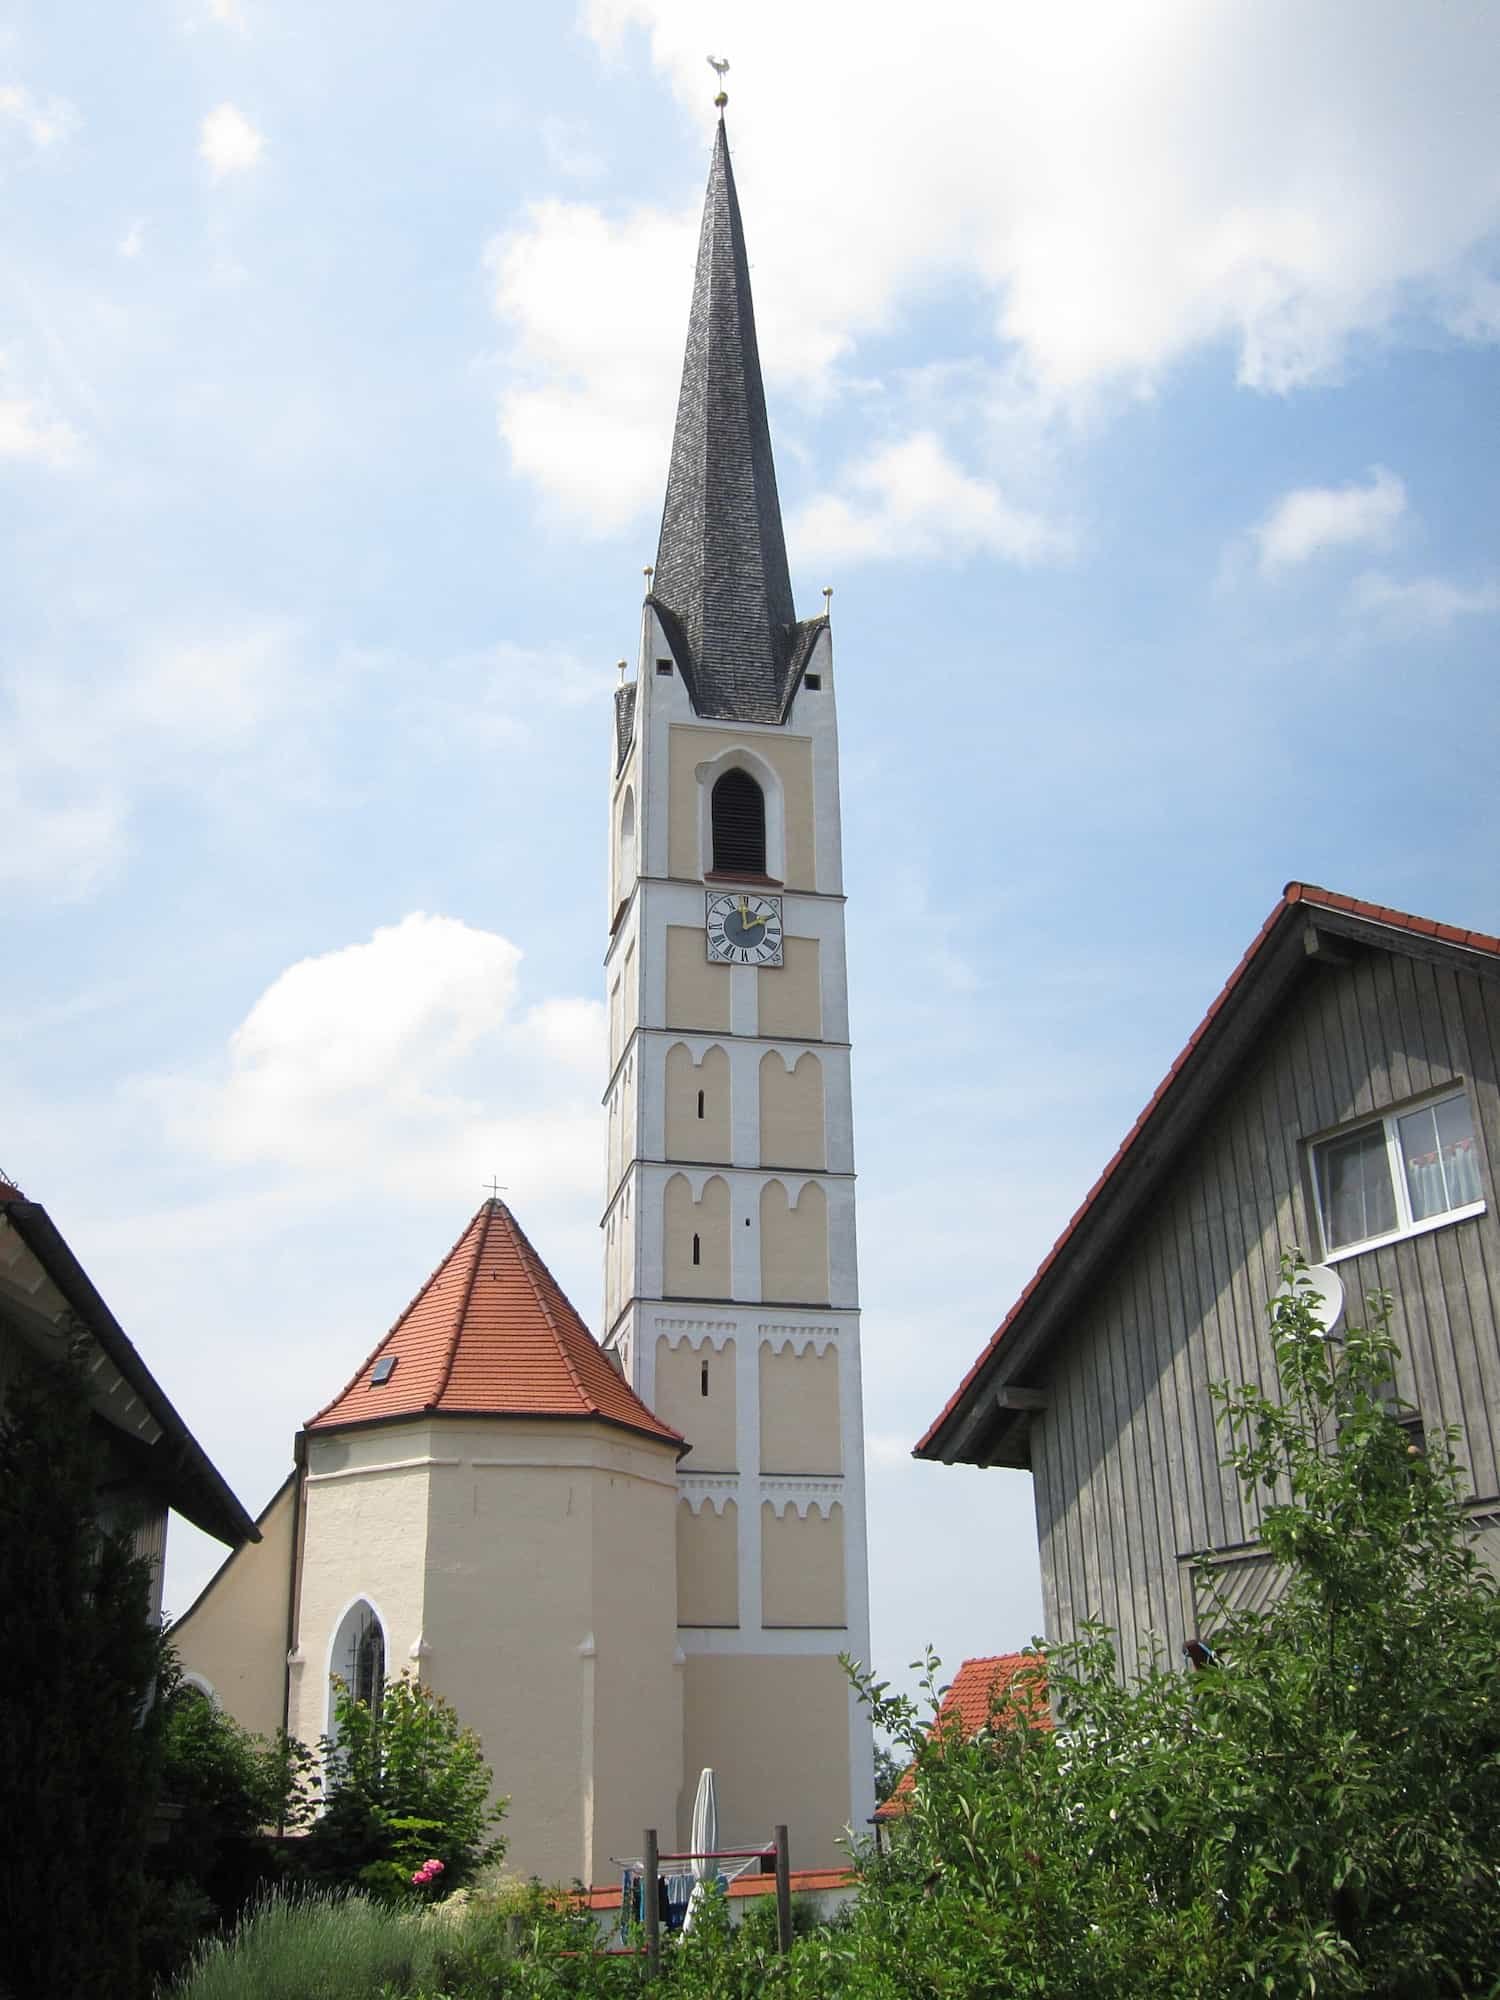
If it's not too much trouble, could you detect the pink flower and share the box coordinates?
[410,1870,428,1886]
[425,1859,444,1874]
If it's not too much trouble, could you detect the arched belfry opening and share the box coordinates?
[711,768,766,875]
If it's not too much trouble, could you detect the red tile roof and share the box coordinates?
[874,1652,1050,1819]
[916,882,1500,1457]
[578,1867,853,1910]
[307,1200,683,1450]
[0,1175,24,1203]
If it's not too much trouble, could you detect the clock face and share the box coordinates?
[706,891,784,966]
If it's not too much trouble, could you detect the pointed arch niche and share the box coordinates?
[616,784,637,907]
[761,1499,845,1628]
[665,1043,731,1163]
[327,1597,387,1734]
[677,1496,738,1628]
[759,1050,825,1169]
[664,1173,730,1296]
[760,1180,829,1304]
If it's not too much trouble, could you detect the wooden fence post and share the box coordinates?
[774,1823,792,1956]
[643,1826,660,1977]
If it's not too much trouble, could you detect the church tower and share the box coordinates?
[602,112,875,1861]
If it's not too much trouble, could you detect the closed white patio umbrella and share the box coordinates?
[682,1765,719,1934]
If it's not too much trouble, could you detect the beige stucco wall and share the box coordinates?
[676,1499,739,1627]
[758,939,821,1040]
[665,1043,731,1163]
[761,1503,846,1629]
[679,1653,853,1869]
[759,1345,841,1475]
[667,725,815,888]
[419,1418,682,1889]
[759,1050,825,1169]
[664,1173,730,1296]
[666,926,730,1032]
[173,1475,297,1740]
[288,1431,434,1755]
[760,1181,829,1304]
[654,1335,737,1470]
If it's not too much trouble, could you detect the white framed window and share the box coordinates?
[1311,1086,1485,1260]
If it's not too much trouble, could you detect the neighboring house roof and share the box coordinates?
[578,1866,854,1911]
[874,1652,1050,1821]
[650,116,824,725]
[307,1198,684,1450]
[0,1183,258,1548]
[916,882,1500,1468]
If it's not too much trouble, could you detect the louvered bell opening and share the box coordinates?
[711,770,766,874]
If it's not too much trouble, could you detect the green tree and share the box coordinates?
[0,1354,166,2000]
[829,1259,1500,1998]
[301,1671,506,1897]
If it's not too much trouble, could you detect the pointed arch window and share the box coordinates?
[711,769,766,876]
[330,1599,386,1731]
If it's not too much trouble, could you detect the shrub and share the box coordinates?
[301,1672,505,1897]
[0,1354,165,2000]
[169,1888,441,2000]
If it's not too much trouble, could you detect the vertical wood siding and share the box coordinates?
[1030,946,1500,1669]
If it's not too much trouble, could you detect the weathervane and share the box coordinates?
[707,55,729,110]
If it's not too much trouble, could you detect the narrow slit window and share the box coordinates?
[697,1089,705,1119]
[692,1233,701,1266]
[710,769,766,875]
[700,1360,709,1397]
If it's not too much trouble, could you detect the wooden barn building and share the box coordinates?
[918,882,1500,1668]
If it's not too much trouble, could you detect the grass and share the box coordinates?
[168,1888,443,2000]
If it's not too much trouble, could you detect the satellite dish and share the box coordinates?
[1297,1263,1345,1336]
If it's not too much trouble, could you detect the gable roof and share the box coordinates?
[917,882,1500,1468]
[306,1199,683,1450]
[0,1187,257,1547]
[873,1652,1050,1821]
[650,116,823,725]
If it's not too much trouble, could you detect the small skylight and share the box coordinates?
[371,1355,398,1387]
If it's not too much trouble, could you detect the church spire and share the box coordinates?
[650,117,821,724]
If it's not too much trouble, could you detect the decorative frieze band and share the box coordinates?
[677,1473,739,1514]
[655,1315,737,1350]
[758,1322,839,1355]
[759,1476,844,1518]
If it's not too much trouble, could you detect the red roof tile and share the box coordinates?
[915,882,1500,1456]
[307,1200,683,1450]
[0,1175,24,1204]
[874,1653,1050,1819]
[578,1867,853,1909]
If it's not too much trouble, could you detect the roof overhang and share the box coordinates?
[916,884,1500,1470]
[0,1197,258,1548]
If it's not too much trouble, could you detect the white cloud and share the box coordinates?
[1251,467,1406,574]
[148,915,605,1202]
[0,82,78,149]
[791,431,1072,570]
[0,621,307,900]
[1348,569,1500,631]
[494,2,1500,523]
[487,199,697,533]
[199,102,263,179]
[118,217,146,259]
[0,358,80,469]
[204,0,247,27]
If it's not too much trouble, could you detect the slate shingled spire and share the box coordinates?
[650,117,823,724]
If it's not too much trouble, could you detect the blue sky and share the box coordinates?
[4,1,1499,1702]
